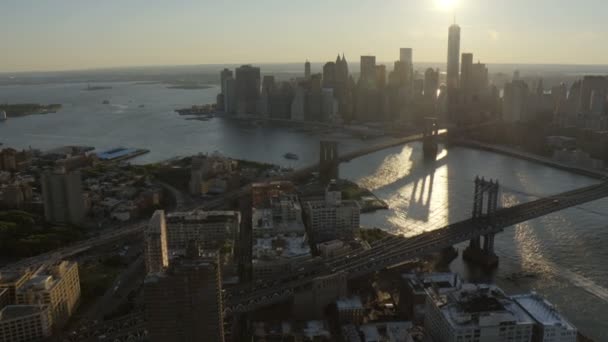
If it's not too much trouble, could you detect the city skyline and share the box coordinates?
[2,0,608,72]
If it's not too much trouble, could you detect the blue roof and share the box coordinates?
[97,147,137,160]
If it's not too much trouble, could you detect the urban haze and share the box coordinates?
[0,1,607,342]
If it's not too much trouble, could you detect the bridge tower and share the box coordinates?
[319,141,339,184]
[463,176,500,268]
[422,117,439,160]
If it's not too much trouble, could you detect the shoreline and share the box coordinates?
[453,139,608,180]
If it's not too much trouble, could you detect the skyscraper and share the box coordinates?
[235,65,261,115]
[359,56,376,88]
[305,60,311,79]
[460,53,473,94]
[400,48,413,67]
[41,170,85,225]
[424,68,440,101]
[335,54,349,88]
[375,65,387,88]
[399,48,414,85]
[323,62,336,89]
[144,247,225,342]
[446,24,461,89]
[220,68,233,96]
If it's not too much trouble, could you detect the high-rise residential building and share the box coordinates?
[578,76,608,115]
[15,261,81,329]
[424,68,440,101]
[447,24,461,90]
[375,65,387,88]
[425,283,535,342]
[223,76,237,114]
[400,48,413,68]
[460,53,474,93]
[471,61,489,93]
[144,247,224,342]
[303,181,360,244]
[165,210,241,251]
[144,210,169,274]
[291,83,307,121]
[359,56,377,87]
[41,170,85,225]
[220,68,233,96]
[323,62,336,89]
[308,74,323,122]
[235,65,261,115]
[305,60,311,79]
[503,80,529,123]
[399,48,414,85]
[0,305,53,342]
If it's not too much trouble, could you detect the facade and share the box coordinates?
[0,149,17,172]
[323,62,336,89]
[447,24,461,90]
[144,210,169,273]
[165,210,241,251]
[512,293,577,342]
[503,80,530,122]
[144,250,224,342]
[41,170,85,225]
[294,271,348,319]
[425,284,535,342]
[235,65,261,115]
[461,53,474,94]
[424,68,440,101]
[15,261,80,329]
[336,296,364,324]
[0,305,52,342]
[399,272,462,322]
[303,182,360,244]
[360,56,377,88]
[0,271,32,306]
[305,60,311,79]
[224,77,237,114]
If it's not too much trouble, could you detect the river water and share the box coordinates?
[1,82,607,338]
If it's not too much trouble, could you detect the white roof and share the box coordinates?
[512,293,576,331]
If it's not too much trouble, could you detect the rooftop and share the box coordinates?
[512,293,577,331]
[253,234,311,261]
[166,210,240,224]
[433,284,535,329]
[336,296,364,310]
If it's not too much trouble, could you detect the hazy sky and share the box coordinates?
[1,0,607,72]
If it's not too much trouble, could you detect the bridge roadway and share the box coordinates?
[223,181,608,314]
[2,131,437,272]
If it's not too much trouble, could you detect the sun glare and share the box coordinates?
[435,0,458,11]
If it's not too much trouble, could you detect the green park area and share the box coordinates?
[0,211,86,258]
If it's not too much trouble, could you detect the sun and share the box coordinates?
[434,0,459,11]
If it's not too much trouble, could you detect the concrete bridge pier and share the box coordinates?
[463,177,500,268]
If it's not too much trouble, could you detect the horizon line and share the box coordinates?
[4,61,608,75]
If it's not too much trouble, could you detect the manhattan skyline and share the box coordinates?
[2,0,608,72]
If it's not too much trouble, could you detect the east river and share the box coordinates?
[1,82,607,338]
